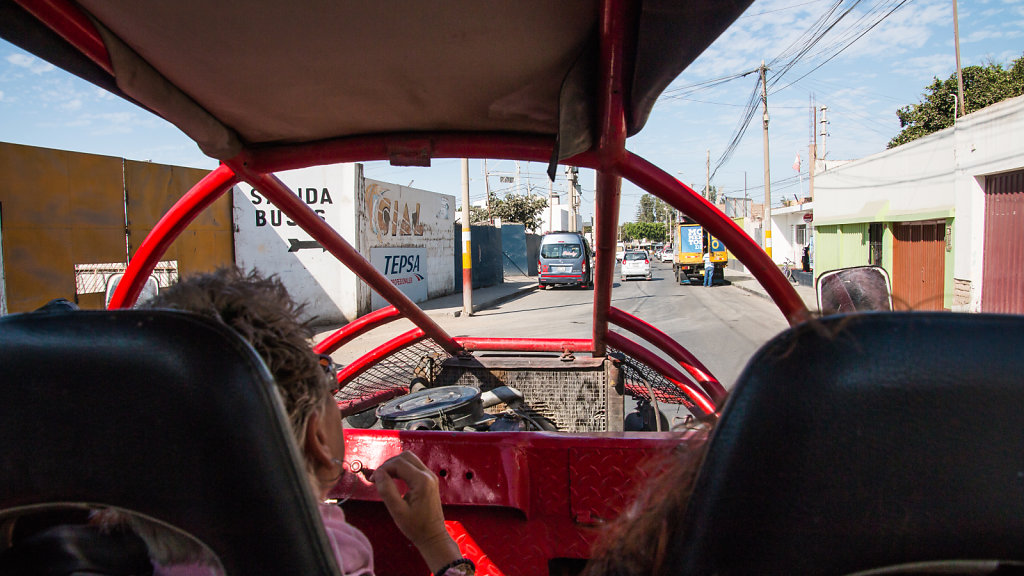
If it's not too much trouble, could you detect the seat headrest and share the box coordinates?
[671,312,1024,575]
[0,309,338,575]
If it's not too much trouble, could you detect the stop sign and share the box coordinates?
[803,212,813,223]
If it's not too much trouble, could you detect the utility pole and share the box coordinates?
[760,61,772,259]
[744,171,748,217]
[461,158,472,316]
[705,149,710,200]
[566,166,579,232]
[809,98,816,201]
[953,0,966,117]
[818,105,829,161]
[483,159,492,223]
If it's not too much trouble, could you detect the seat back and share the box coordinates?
[672,312,1024,575]
[0,309,338,575]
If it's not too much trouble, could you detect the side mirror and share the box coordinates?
[816,266,892,314]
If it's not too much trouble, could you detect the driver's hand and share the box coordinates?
[371,451,462,573]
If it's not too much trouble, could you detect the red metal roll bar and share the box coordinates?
[227,164,464,356]
[608,307,727,405]
[605,332,716,418]
[314,306,402,356]
[108,164,239,309]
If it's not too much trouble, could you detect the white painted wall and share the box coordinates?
[952,94,1024,311]
[358,178,455,313]
[233,164,359,325]
[769,203,813,266]
[539,196,582,233]
[814,130,956,227]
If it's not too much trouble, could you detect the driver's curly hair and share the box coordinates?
[142,266,330,466]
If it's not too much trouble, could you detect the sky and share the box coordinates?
[1,0,1022,225]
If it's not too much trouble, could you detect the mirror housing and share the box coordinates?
[816,266,892,314]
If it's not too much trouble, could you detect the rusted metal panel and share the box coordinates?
[982,170,1024,313]
[892,221,946,310]
[124,159,233,277]
[0,142,124,312]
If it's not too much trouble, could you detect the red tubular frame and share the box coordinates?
[455,338,593,353]
[608,307,727,405]
[314,306,401,356]
[108,164,239,309]
[228,164,463,356]
[14,0,114,75]
[590,0,629,358]
[606,332,716,417]
[335,328,427,389]
[445,521,506,576]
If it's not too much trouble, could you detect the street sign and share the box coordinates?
[803,212,813,223]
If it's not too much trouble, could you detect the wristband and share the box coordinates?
[434,557,475,576]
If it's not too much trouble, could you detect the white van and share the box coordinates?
[615,243,625,261]
[538,232,593,289]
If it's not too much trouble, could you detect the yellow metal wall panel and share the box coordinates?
[66,152,127,263]
[2,227,75,312]
[124,160,233,274]
[0,143,124,312]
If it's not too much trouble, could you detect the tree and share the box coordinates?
[621,222,667,243]
[889,54,1024,148]
[458,192,549,229]
[634,193,673,224]
[705,184,718,205]
[493,193,549,231]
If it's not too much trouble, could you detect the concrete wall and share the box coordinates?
[234,164,359,326]
[358,177,456,313]
[813,94,1024,312]
[769,203,813,266]
[235,164,457,323]
[951,95,1024,311]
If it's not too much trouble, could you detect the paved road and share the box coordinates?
[327,260,790,394]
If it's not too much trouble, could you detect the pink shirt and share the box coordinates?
[154,503,375,576]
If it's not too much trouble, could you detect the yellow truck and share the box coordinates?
[673,220,727,285]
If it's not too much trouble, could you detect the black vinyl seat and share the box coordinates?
[671,312,1024,575]
[0,309,339,575]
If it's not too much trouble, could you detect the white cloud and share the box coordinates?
[61,99,83,111]
[890,53,955,80]
[6,53,54,75]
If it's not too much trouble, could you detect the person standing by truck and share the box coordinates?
[702,249,714,287]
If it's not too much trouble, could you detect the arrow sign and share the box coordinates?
[287,239,326,252]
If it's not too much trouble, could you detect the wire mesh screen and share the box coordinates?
[335,340,449,407]
[608,348,697,411]
[435,364,607,432]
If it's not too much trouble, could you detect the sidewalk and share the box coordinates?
[724,270,818,312]
[417,274,538,317]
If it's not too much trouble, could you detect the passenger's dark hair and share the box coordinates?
[582,425,712,576]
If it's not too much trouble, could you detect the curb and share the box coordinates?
[450,284,539,317]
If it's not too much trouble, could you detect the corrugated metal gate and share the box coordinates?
[892,221,945,310]
[982,170,1024,313]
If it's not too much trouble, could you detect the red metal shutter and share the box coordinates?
[892,221,946,311]
[982,171,1024,314]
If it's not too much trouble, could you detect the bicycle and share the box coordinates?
[781,258,798,284]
